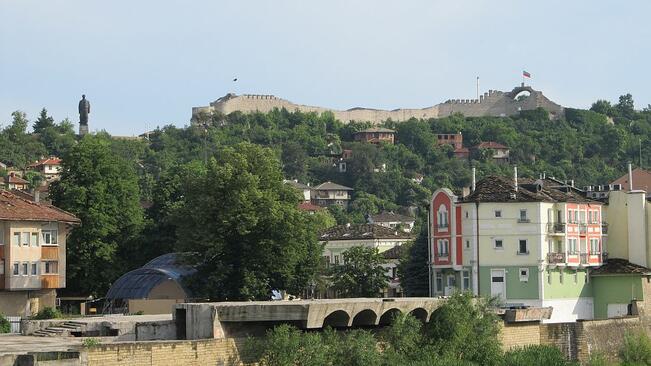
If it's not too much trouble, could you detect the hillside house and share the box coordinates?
[353,128,395,145]
[474,141,510,163]
[4,172,29,191]
[28,157,62,182]
[311,181,353,208]
[436,132,469,159]
[0,190,80,316]
[367,211,415,232]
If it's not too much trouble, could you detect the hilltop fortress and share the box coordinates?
[191,84,564,124]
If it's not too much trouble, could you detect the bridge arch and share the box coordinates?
[378,308,402,326]
[408,307,429,322]
[322,310,350,328]
[351,309,378,326]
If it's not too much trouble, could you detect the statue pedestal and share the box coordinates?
[79,124,89,136]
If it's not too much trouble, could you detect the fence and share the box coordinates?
[6,316,21,333]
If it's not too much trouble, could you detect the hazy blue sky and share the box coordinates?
[1,1,649,135]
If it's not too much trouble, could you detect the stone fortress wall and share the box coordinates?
[191,85,564,124]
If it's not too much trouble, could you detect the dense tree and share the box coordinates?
[33,108,56,134]
[398,224,430,296]
[50,135,144,295]
[329,246,389,297]
[174,143,323,300]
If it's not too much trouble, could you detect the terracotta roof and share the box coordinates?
[355,128,395,134]
[611,168,651,192]
[454,147,470,153]
[29,157,62,168]
[463,176,597,204]
[314,181,353,191]
[477,141,508,149]
[382,245,404,260]
[0,189,80,223]
[319,224,414,241]
[5,175,28,184]
[369,211,414,223]
[591,258,651,276]
[298,202,324,212]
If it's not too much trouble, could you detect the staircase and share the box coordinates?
[33,320,85,337]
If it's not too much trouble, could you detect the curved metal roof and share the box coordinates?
[106,253,196,300]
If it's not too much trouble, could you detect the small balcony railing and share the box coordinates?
[517,218,531,223]
[547,223,566,234]
[602,223,609,234]
[547,252,566,264]
[580,253,588,264]
[579,224,587,234]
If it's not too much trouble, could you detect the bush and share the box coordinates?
[620,331,651,366]
[31,307,63,320]
[503,345,577,366]
[587,352,616,366]
[82,338,101,347]
[0,314,10,333]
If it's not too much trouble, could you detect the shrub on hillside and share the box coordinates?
[502,345,578,366]
[620,331,651,366]
[31,307,63,320]
[0,314,10,333]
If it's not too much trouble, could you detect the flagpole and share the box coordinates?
[476,76,479,100]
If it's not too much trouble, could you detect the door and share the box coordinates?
[490,269,506,300]
[444,274,456,296]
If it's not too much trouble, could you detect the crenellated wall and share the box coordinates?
[191,86,564,125]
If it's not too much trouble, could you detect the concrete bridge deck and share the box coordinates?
[175,298,446,339]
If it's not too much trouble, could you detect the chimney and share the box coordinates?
[34,189,40,203]
[628,162,633,191]
[471,167,476,192]
[514,166,518,192]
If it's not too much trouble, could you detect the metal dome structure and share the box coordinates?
[106,253,196,300]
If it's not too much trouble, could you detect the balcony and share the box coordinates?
[579,224,587,235]
[547,223,566,234]
[547,252,566,264]
[517,218,531,223]
[580,253,588,265]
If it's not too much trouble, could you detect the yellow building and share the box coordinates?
[0,190,79,316]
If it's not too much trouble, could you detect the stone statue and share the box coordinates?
[78,94,90,125]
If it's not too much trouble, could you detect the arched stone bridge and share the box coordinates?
[175,298,446,340]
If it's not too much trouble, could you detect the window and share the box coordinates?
[518,240,528,254]
[494,239,504,250]
[44,261,58,274]
[495,210,502,218]
[465,211,469,218]
[568,238,578,254]
[0,260,4,275]
[13,262,19,275]
[0,228,4,245]
[22,262,28,276]
[590,239,600,253]
[435,272,443,293]
[31,262,38,275]
[579,211,586,224]
[465,240,470,249]
[437,205,448,229]
[519,209,529,222]
[21,232,30,246]
[31,232,39,246]
[588,211,593,224]
[437,239,449,257]
[12,232,20,246]
[519,268,529,282]
[462,271,470,290]
[42,230,58,245]
[334,255,340,265]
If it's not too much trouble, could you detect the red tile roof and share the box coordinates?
[5,175,28,184]
[0,190,80,223]
[29,157,62,168]
[297,202,324,212]
[611,168,651,192]
[477,141,508,149]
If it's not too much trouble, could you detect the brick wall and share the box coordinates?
[83,338,255,366]
[500,322,541,350]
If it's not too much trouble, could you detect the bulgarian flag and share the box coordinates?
[522,70,531,78]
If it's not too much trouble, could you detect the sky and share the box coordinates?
[1,0,650,136]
